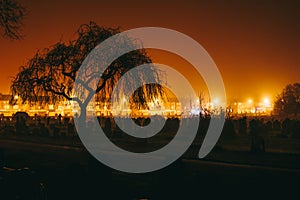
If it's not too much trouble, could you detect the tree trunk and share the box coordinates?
[79,106,87,122]
[76,106,87,131]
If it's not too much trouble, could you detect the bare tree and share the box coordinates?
[0,0,26,40]
[11,22,164,119]
[197,91,205,110]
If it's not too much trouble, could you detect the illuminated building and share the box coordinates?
[230,97,273,116]
[0,93,183,117]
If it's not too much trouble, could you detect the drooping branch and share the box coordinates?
[0,0,26,40]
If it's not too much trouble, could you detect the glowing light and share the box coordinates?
[264,98,269,104]
[213,98,219,105]
[263,98,271,106]
[248,99,253,104]
[190,108,200,115]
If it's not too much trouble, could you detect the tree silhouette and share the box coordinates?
[0,0,26,40]
[11,22,164,119]
[274,83,300,117]
[197,91,205,110]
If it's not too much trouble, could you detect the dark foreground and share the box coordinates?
[1,139,300,199]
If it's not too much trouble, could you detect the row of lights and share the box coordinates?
[247,97,272,107]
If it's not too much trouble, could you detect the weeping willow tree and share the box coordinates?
[0,0,26,40]
[11,21,165,119]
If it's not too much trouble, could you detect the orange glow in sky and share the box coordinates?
[0,0,299,102]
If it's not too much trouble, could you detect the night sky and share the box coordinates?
[0,0,299,103]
